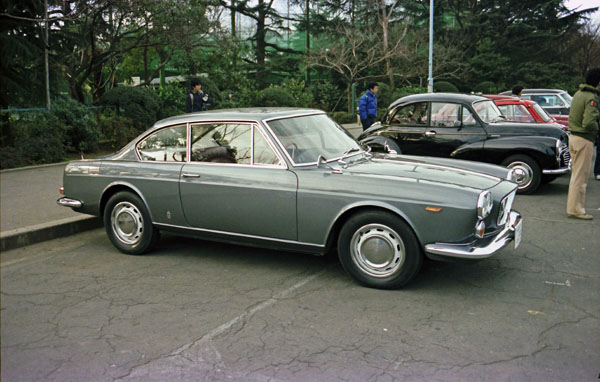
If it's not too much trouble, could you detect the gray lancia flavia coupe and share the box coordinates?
[58,108,522,289]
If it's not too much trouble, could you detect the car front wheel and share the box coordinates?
[501,154,541,194]
[337,211,422,289]
[104,191,159,255]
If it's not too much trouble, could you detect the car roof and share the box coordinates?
[153,108,325,129]
[493,98,536,106]
[389,92,489,108]
[499,89,568,95]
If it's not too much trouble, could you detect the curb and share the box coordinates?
[0,161,68,174]
[0,215,103,251]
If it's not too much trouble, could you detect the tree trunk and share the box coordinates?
[256,3,267,89]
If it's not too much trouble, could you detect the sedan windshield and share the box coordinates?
[266,113,362,165]
[473,100,503,123]
[532,103,552,122]
[560,92,573,105]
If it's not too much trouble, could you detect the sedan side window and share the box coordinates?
[390,102,429,125]
[137,124,187,162]
[430,103,460,127]
[191,124,251,164]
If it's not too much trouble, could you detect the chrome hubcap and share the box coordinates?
[111,201,143,245]
[350,224,405,278]
[507,161,533,189]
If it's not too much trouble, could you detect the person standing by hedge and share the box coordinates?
[186,78,209,113]
[566,67,600,220]
[359,82,379,131]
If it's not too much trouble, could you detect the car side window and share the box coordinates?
[137,124,187,162]
[254,128,282,166]
[191,123,251,164]
[389,102,429,125]
[430,103,460,127]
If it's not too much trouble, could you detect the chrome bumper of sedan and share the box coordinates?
[57,197,83,208]
[542,165,570,175]
[424,211,523,260]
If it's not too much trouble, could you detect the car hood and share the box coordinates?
[344,154,506,191]
[486,122,566,138]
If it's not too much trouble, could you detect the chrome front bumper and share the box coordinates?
[542,165,570,175]
[424,211,523,259]
[57,197,83,208]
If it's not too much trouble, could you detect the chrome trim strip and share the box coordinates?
[425,211,522,259]
[154,222,325,248]
[57,197,83,208]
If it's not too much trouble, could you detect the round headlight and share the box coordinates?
[477,191,493,219]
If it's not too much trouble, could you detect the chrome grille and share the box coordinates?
[559,142,571,168]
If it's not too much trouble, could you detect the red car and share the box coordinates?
[485,95,568,130]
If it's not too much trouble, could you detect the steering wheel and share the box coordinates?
[285,142,298,161]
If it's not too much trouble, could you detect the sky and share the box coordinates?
[565,0,600,23]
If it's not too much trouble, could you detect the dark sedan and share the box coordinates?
[358,93,571,194]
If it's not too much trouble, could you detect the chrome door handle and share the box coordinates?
[182,173,200,178]
[425,131,436,136]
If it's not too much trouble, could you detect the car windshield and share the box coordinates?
[560,92,572,105]
[531,103,552,122]
[266,113,362,165]
[473,100,503,123]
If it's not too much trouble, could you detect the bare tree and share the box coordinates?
[308,24,404,112]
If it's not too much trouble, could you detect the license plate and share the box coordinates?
[514,219,523,249]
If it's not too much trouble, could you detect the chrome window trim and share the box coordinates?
[154,222,324,248]
[184,121,287,169]
[262,111,364,167]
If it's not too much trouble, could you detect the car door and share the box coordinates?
[381,101,430,154]
[179,122,298,240]
[422,102,487,159]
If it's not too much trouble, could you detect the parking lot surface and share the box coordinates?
[1,175,598,382]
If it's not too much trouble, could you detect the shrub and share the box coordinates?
[308,80,340,111]
[280,78,313,107]
[472,81,498,94]
[98,111,143,151]
[153,82,186,119]
[0,111,66,169]
[50,96,100,152]
[257,87,296,107]
[330,111,357,124]
[434,81,459,93]
[100,86,160,128]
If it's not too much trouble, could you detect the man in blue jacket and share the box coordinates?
[359,82,379,131]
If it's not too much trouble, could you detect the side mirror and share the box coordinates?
[453,120,462,128]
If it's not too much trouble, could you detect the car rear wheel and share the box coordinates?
[501,154,541,194]
[104,191,159,255]
[337,211,422,289]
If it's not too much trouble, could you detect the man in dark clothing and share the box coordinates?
[186,78,209,113]
[566,67,600,220]
[358,82,379,131]
[511,85,524,97]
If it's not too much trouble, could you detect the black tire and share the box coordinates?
[104,191,159,255]
[501,154,541,195]
[337,211,423,289]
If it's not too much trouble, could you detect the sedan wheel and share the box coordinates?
[104,191,159,255]
[502,154,541,195]
[338,211,422,289]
